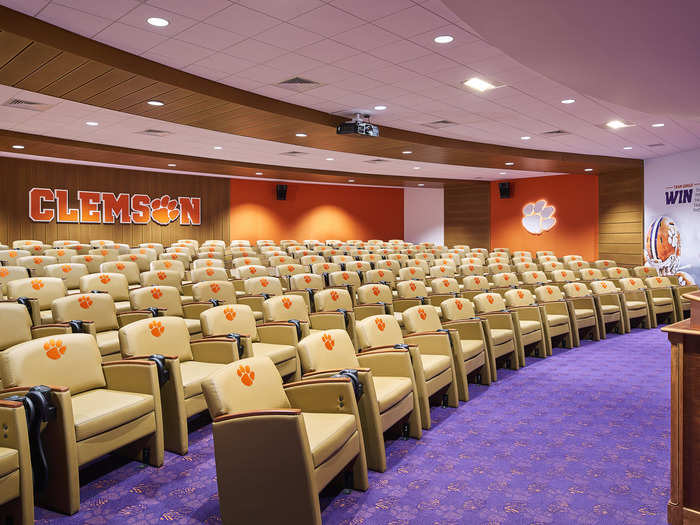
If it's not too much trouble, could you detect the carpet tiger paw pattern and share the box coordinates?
[237,364,255,386]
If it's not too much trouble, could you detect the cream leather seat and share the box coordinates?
[80,272,132,313]
[472,293,522,376]
[262,294,346,338]
[45,263,88,294]
[589,281,627,336]
[192,280,237,304]
[0,266,30,297]
[502,289,548,357]
[129,286,211,338]
[644,276,680,325]
[560,282,601,345]
[140,270,193,303]
[190,267,229,283]
[6,277,66,324]
[0,399,33,524]
[533,286,577,352]
[201,356,368,525]
[101,260,141,289]
[618,278,655,330]
[0,333,164,515]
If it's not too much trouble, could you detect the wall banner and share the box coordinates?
[643,180,700,285]
[28,188,201,226]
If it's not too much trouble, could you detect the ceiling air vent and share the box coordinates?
[279,151,309,157]
[135,129,173,137]
[364,158,389,164]
[277,77,321,93]
[647,143,665,147]
[422,119,458,129]
[2,98,54,112]
[540,130,571,136]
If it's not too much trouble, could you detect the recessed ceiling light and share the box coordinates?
[85,121,99,126]
[213,146,222,150]
[255,172,263,175]
[147,100,164,106]
[348,179,355,183]
[505,162,514,166]
[147,17,169,27]
[520,136,531,140]
[325,157,334,161]
[584,168,593,172]
[464,77,496,92]
[499,172,506,175]
[412,166,421,170]
[373,105,387,111]
[652,123,665,127]
[402,150,412,154]
[167,163,176,167]
[418,183,425,187]
[561,99,576,104]
[623,146,633,150]
[606,119,629,129]
[11,145,24,149]
[295,133,307,137]
[434,35,454,44]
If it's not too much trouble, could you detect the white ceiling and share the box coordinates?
[1,0,699,161]
[0,84,563,181]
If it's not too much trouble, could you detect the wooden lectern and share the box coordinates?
[663,290,700,524]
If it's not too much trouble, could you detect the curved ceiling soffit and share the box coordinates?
[442,0,700,119]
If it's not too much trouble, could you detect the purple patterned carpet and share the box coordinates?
[37,328,671,525]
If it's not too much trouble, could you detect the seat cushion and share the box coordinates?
[490,328,513,345]
[600,304,620,314]
[302,412,356,468]
[372,376,412,413]
[546,314,570,327]
[184,318,201,335]
[251,342,296,365]
[626,300,647,311]
[180,360,225,399]
[460,339,484,360]
[420,354,451,381]
[653,297,673,306]
[518,319,541,335]
[72,389,154,441]
[575,308,595,319]
[95,330,120,357]
[0,448,18,477]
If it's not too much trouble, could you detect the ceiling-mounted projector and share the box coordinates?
[336,114,379,137]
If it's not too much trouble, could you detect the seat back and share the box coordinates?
[130,286,184,316]
[0,266,31,290]
[89,248,119,262]
[430,277,459,294]
[536,250,554,257]
[71,254,104,274]
[473,292,507,313]
[191,267,229,283]
[459,263,485,277]
[364,269,396,285]
[646,276,672,289]
[487,263,511,275]
[402,305,441,332]
[535,285,565,302]
[140,270,183,292]
[289,273,324,291]
[563,282,592,298]
[13,240,42,249]
[192,281,236,303]
[357,284,392,304]
[130,247,158,263]
[119,253,150,272]
[45,263,88,290]
[244,276,283,296]
[462,275,490,291]
[0,333,105,394]
[192,258,225,271]
[619,277,646,291]
[237,265,268,279]
[399,266,426,281]
[160,252,191,270]
[634,266,658,278]
[233,256,262,268]
[356,315,403,348]
[313,288,353,311]
[7,277,66,309]
[101,261,140,284]
[200,304,257,338]
[297,329,359,373]
[440,297,476,321]
[568,260,590,271]
[562,255,583,263]
[515,262,537,274]
[521,271,548,285]
[406,259,430,273]
[119,316,192,362]
[311,262,341,275]
[52,293,118,332]
[590,280,618,294]
[201,357,290,419]
[262,294,309,323]
[150,259,186,278]
[551,269,577,283]
[606,267,630,279]
[79,272,130,301]
[594,259,616,270]
[580,268,604,281]
[346,261,371,273]
[268,255,294,267]
[504,288,536,307]
[17,255,57,277]
[492,272,518,287]
[276,264,307,278]
[0,250,31,263]
[300,255,324,266]
[376,259,400,275]
[328,271,361,289]
[0,302,33,350]
[139,243,164,255]
[45,248,77,263]
[541,261,564,272]
[429,265,456,278]
[396,279,428,299]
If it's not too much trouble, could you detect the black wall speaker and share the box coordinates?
[498,182,512,199]
[276,184,288,201]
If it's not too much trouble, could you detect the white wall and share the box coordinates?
[403,187,444,245]
[644,148,700,284]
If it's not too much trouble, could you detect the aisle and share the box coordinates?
[322,328,671,525]
[36,329,670,525]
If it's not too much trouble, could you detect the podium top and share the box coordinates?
[663,290,700,334]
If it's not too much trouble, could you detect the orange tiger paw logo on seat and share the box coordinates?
[210,283,221,293]
[442,279,450,288]
[237,364,255,386]
[574,284,581,291]
[78,295,93,309]
[303,275,312,284]
[323,264,330,270]
[439,267,446,273]
[503,275,510,281]
[418,308,427,320]
[84,256,93,262]
[100,249,108,256]
[287,265,294,272]
[61,265,71,273]
[249,267,257,275]
[150,196,180,225]
[375,318,386,331]
[322,333,335,350]
[116,262,125,270]
[151,288,163,299]
[330,290,339,301]
[616,268,622,274]
[409,282,417,291]
[0,268,7,277]
[223,307,236,321]
[630,279,637,285]
[546,287,554,295]
[157,271,167,280]
[588,270,594,276]
[149,320,164,337]
[487,295,495,304]
[281,297,292,309]
[656,277,662,283]
[170,254,179,260]
[164,261,172,268]
[517,290,525,299]
[33,257,43,264]
[205,268,215,276]
[342,272,350,281]
[205,260,214,267]
[44,338,66,360]
[456,300,463,310]
[99,274,111,284]
[129,255,138,261]
[378,270,385,277]
[8,251,17,258]
[372,286,380,296]
[31,279,44,290]
[601,283,608,289]
[260,278,269,287]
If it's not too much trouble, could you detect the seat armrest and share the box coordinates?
[403,331,452,357]
[284,378,360,416]
[308,311,345,330]
[442,319,485,341]
[257,322,300,345]
[213,408,302,423]
[190,338,239,364]
[102,360,161,397]
[182,301,213,319]
[508,305,542,322]
[0,400,29,452]
[31,323,72,338]
[540,300,569,315]
[356,348,415,379]
[237,295,264,312]
[302,368,371,379]
[479,311,515,330]
[117,309,162,328]
[392,298,421,312]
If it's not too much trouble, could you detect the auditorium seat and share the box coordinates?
[642,276,679,326]
[17,255,57,277]
[472,293,522,374]
[79,273,131,313]
[356,314,457,430]
[201,356,368,525]
[533,286,577,352]
[150,259,188,281]
[140,270,193,303]
[328,271,362,298]
[0,250,30,265]
[129,286,210,337]
[192,258,225,271]
[6,277,66,324]
[461,275,491,302]
[70,254,104,274]
[588,281,628,336]
[263,294,346,338]
[617,278,653,330]
[560,283,601,345]
[0,333,164,514]
[0,266,30,297]
[0,398,33,524]
[594,259,617,270]
[502,289,548,358]
[44,248,77,263]
[89,248,119,262]
[191,267,229,283]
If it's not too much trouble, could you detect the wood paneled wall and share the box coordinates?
[0,157,230,245]
[444,181,490,248]
[598,168,644,266]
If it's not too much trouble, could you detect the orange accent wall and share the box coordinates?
[229,179,403,242]
[490,174,599,260]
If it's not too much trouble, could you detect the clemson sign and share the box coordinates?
[28,188,201,226]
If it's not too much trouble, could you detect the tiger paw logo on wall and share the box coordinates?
[522,199,557,235]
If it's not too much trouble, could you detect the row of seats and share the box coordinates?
[0,238,695,524]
